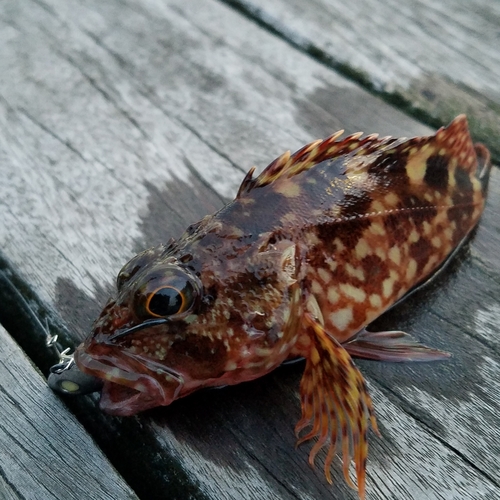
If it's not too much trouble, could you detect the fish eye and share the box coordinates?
[135,267,200,320]
[145,284,193,317]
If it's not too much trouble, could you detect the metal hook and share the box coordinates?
[0,280,103,397]
[46,322,102,396]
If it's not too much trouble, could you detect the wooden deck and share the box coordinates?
[0,1,499,499]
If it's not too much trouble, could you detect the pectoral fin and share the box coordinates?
[296,314,379,500]
[344,329,451,362]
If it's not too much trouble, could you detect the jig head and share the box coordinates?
[47,333,102,396]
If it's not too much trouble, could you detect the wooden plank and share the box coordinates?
[0,0,499,499]
[0,324,138,500]
[224,0,500,157]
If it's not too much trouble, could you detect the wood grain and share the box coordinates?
[0,0,499,499]
[0,325,138,500]
[224,0,500,157]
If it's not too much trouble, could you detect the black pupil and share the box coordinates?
[149,288,182,316]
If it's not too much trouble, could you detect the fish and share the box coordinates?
[75,115,491,498]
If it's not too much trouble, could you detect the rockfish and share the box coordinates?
[75,115,491,498]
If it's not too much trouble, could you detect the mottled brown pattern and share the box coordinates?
[167,335,227,379]
[425,154,450,190]
[399,195,438,225]
[75,115,491,500]
[317,217,371,251]
[361,255,390,286]
[409,238,433,274]
[384,212,412,243]
[368,147,409,182]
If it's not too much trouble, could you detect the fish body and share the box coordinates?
[75,116,491,498]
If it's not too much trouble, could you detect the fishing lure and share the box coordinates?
[56,116,491,498]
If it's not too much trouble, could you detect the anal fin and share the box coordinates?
[296,314,379,500]
[344,329,451,362]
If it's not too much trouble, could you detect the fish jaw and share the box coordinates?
[74,344,184,416]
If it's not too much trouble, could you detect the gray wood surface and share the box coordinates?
[0,0,499,499]
[0,324,138,500]
[227,0,500,157]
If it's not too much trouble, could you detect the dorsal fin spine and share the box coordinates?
[237,131,395,195]
[236,166,256,198]
[237,120,474,198]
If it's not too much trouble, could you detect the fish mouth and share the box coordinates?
[75,346,184,416]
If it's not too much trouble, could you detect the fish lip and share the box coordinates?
[74,345,184,415]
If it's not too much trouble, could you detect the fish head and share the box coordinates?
[75,235,301,416]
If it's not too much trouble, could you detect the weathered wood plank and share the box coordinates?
[0,0,499,499]
[0,324,138,500]
[224,0,500,157]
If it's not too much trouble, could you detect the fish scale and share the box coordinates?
[73,115,491,499]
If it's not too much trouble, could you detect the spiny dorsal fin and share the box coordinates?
[360,115,487,185]
[434,114,476,174]
[236,129,399,198]
[236,115,488,199]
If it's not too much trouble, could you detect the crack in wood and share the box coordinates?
[18,108,88,163]
[50,47,150,141]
